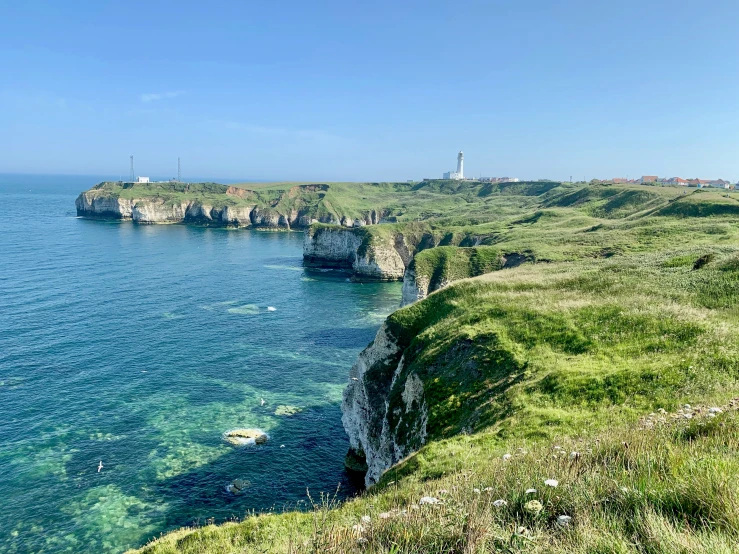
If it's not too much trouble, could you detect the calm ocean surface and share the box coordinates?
[0,175,401,553]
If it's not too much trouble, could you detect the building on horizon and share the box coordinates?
[443,151,464,180]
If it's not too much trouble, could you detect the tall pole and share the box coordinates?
[130,156,134,182]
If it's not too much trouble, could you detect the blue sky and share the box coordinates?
[1,0,738,182]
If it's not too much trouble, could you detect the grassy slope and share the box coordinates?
[131,184,739,553]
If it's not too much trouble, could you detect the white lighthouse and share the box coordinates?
[442,150,465,180]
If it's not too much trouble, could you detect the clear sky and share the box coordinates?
[1,0,738,182]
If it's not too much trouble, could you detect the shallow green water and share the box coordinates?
[0,176,401,553]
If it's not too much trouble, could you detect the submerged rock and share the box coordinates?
[224,429,268,446]
[226,478,250,494]
[274,405,303,417]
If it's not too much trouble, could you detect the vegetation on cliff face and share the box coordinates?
[128,183,739,553]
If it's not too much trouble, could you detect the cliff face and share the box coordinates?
[400,267,440,307]
[341,323,428,486]
[303,226,436,280]
[75,183,388,229]
[303,226,364,268]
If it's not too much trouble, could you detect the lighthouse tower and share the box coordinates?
[456,151,464,179]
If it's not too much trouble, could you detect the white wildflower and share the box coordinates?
[352,524,364,533]
[493,499,508,507]
[438,489,448,495]
[684,404,691,410]
[525,488,537,494]
[556,515,572,528]
[361,515,371,524]
[709,407,723,414]
[544,479,559,488]
[419,496,440,505]
[569,451,579,459]
[379,512,392,519]
[524,500,543,514]
[502,453,512,460]
[473,488,481,494]
[483,487,493,492]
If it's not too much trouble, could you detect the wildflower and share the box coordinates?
[525,488,537,494]
[419,496,440,505]
[357,537,368,545]
[493,499,508,507]
[556,515,572,528]
[438,489,448,495]
[473,488,481,494]
[361,515,371,524]
[502,453,512,460]
[379,512,392,519]
[684,404,691,410]
[709,407,723,414]
[524,500,543,514]
[352,524,364,533]
[683,413,692,419]
[483,487,493,492]
[569,451,579,460]
[544,479,559,488]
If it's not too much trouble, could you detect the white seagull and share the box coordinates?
[97,461,104,473]
[260,398,266,406]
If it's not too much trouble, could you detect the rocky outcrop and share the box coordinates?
[342,323,428,486]
[303,226,437,280]
[303,226,364,269]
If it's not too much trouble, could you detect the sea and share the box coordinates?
[0,174,402,553]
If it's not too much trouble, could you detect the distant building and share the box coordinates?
[480,176,520,183]
[639,175,659,184]
[137,176,150,183]
[443,151,464,180]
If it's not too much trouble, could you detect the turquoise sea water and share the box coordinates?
[0,175,401,553]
